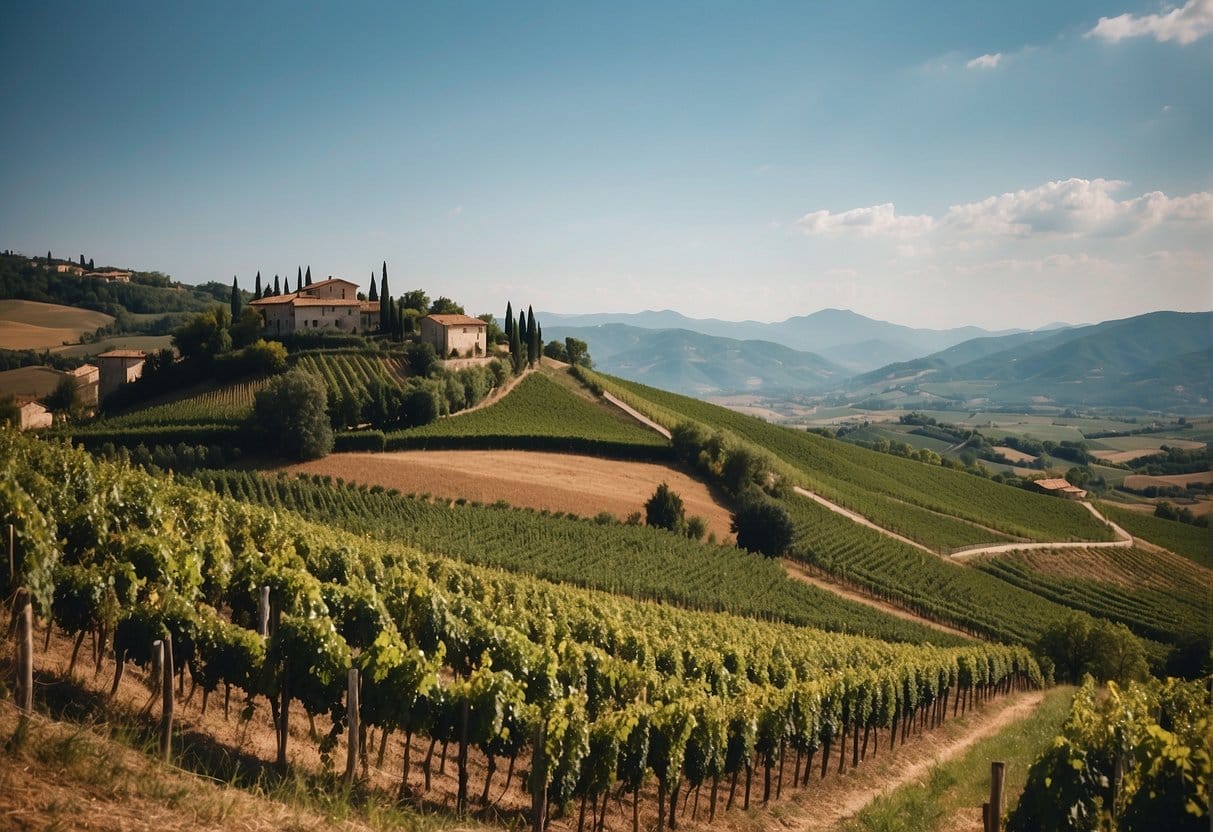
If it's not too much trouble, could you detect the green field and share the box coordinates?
[594,373,1114,546]
[54,334,174,358]
[1098,502,1211,566]
[293,350,407,401]
[96,378,269,427]
[386,372,670,455]
[972,546,1209,645]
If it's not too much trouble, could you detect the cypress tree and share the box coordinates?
[79,254,85,266]
[305,266,312,286]
[47,251,52,265]
[273,274,281,295]
[297,266,302,291]
[254,271,262,300]
[504,302,513,341]
[526,306,537,366]
[379,262,390,332]
[88,258,94,270]
[230,276,241,321]
[368,272,378,301]
[510,320,522,372]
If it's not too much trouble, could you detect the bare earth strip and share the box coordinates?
[282,449,735,541]
[1124,471,1213,490]
[602,391,672,438]
[781,560,972,640]
[792,486,938,555]
[782,690,1046,832]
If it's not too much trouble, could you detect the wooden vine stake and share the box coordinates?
[989,761,1005,832]
[345,667,360,786]
[257,586,270,637]
[13,588,33,741]
[155,636,175,762]
[7,524,13,591]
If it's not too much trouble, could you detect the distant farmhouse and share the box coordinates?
[96,350,146,399]
[17,400,52,430]
[250,278,379,336]
[1032,477,1087,500]
[83,269,132,283]
[420,314,488,358]
[68,363,100,407]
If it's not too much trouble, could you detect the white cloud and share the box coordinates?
[940,178,1213,238]
[1087,0,1213,44]
[796,203,935,238]
[966,53,1003,69]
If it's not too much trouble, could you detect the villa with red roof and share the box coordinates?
[249,278,380,336]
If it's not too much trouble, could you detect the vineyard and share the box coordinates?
[385,373,670,456]
[783,496,1169,658]
[971,546,1211,646]
[1008,676,1209,831]
[192,469,959,646]
[589,372,1116,547]
[89,378,269,427]
[1096,502,1211,566]
[293,350,406,402]
[2,429,1041,832]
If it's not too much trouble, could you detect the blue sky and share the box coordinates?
[1,1,1209,329]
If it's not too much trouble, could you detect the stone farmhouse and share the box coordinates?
[250,278,379,336]
[17,400,52,430]
[96,350,146,399]
[1032,477,1087,500]
[420,314,488,358]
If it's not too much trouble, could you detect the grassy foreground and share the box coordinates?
[839,686,1075,832]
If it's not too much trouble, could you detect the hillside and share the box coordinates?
[0,299,114,350]
[542,308,1014,372]
[544,323,846,396]
[849,310,1212,410]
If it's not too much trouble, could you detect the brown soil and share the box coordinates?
[1124,471,1213,490]
[992,446,1036,464]
[281,450,735,542]
[0,300,113,350]
[974,545,1212,594]
[1090,449,1165,464]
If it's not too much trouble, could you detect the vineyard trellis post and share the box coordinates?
[7,524,13,591]
[155,635,174,762]
[13,587,33,740]
[345,667,360,786]
[258,586,270,637]
[989,761,1005,832]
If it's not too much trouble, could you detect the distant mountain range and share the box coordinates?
[540,308,1027,373]
[544,308,1211,410]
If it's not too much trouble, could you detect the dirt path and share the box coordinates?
[602,391,672,439]
[782,560,973,640]
[949,501,1132,560]
[793,486,938,555]
[783,690,1046,832]
[446,366,532,418]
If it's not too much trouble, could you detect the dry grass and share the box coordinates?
[0,365,67,400]
[992,447,1036,464]
[1123,471,1213,490]
[282,450,737,541]
[0,300,113,350]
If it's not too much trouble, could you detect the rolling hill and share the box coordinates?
[848,311,1212,410]
[543,307,1018,372]
[545,323,847,396]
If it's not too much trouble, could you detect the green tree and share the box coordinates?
[43,374,82,417]
[0,394,19,426]
[1037,613,1148,685]
[296,266,302,292]
[645,482,686,533]
[478,313,503,344]
[379,263,389,332]
[304,265,312,286]
[251,368,333,460]
[254,271,262,300]
[564,337,591,368]
[406,341,439,377]
[230,276,241,321]
[428,296,464,315]
[229,306,264,349]
[173,309,232,364]
[368,273,378,302]
[543,340,568,361]
[241,339,288,376]
[273,274,281,295]
[504,302,513,341]
[526,306,537,366]
[401,289,429,313]
[730,490,793,557]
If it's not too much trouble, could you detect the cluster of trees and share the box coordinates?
[0,254,217,316]
[1035,613,1149,686]
[668,423,795,557]
[1153,501,1210,528]
[503,302,543,372]
[643,483,709,542]
[543,337,592,368]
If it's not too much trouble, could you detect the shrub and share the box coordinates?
[250,368,333,460]
[645,482,685,533]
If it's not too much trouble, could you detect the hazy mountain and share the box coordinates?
[541,308,1017,372]
[850,311,1212,409]
[544,323,846,396]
